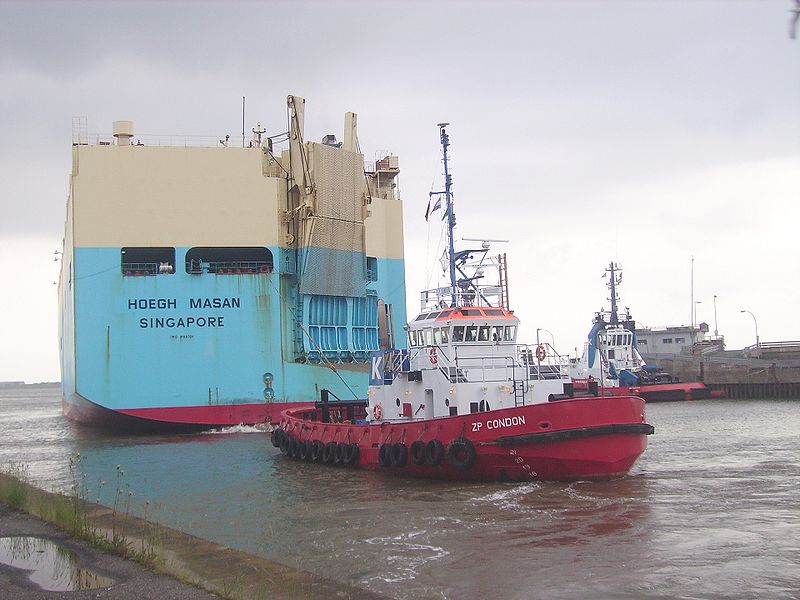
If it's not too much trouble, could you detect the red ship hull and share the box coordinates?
[275,395,653,482]
[63,392,312,431]
[571,380,722,402]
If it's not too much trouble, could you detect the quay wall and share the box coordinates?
[641,353,800,399]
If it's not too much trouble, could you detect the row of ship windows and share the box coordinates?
[413,307,506,321]
[636,337,686,345]
[120,247,378,280]
[409,325,518,347]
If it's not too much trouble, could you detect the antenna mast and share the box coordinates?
[438,123,458,306]
[606,261,621,325]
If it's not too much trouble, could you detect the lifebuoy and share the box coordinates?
[447,438,476,470]
[373,404,383,420]
[429,346,438,364]
[535,344,547,361]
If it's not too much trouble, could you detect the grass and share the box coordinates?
[0,458,373,599]
[0,457,164,571]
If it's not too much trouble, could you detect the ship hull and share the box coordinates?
[572,379,717,402]
[275,395,652,482]
[63,392,313,430]
[57,105,408,432]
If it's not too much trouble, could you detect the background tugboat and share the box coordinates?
[274,124,654,482]
[570,262,720,401]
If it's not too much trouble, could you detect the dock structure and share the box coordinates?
[640,349,800,399]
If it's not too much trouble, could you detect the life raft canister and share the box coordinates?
[535,344,547,362]
[429,346,438,364]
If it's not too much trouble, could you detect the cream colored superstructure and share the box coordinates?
[71,146,283,248]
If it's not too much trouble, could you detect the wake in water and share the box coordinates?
[201,424,271,435]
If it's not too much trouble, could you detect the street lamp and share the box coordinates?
[693,300,702,343]
[536,327,555,349]
[713,295,718,338]
[740,309,759,351]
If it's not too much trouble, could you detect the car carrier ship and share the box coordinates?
[58,95,407,429]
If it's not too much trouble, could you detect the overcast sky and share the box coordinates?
[1,0,798,383]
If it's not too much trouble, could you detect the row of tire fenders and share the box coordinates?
[270,428,478,470]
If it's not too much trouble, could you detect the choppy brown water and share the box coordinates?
[1,385,798,599]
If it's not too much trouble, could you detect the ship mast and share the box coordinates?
[606,261,621,325]
[438,123,458,306]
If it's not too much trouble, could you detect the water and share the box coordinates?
[1,385,798,599]
[0,536,115,591]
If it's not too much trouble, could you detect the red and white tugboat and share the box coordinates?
[570,262,722,402]
[272,124,654,482]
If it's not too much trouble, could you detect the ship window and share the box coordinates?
[608,349,616,359]
[638,339,648,345]
[452,326,465,342]
[504,326,516,341]
[427,311,442,320]
[461,309,482,316]
[675,337,686,344]
[121,247,175,276]
[415,313,428,321]
[366,256,378,282]
[478,326,491,342]
[424,328,433,346]
[493,326,504,342]
[484,309,504,316]
[470,402,479,414]
[185,247,273,275]
[662,338,673,344]
[434,328,442,345]
[439,309,453,318]
[440,328,450,344]
[465,326,478,342]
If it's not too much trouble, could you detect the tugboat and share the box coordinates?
[272,125,654,482]
[570,262,717,402]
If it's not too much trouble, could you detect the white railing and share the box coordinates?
[74,132,292,150]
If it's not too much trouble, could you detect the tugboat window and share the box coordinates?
[440,328,450,344]
[465,326,478,342]
[121,247,175,276]
[504,326,516,341]
[478,326,491,342]
[452,326,465,342]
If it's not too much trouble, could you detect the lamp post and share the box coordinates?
[713,295,718,338]
[740,309,759,352]
[693,300,702,344]
[536,327,555,348]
